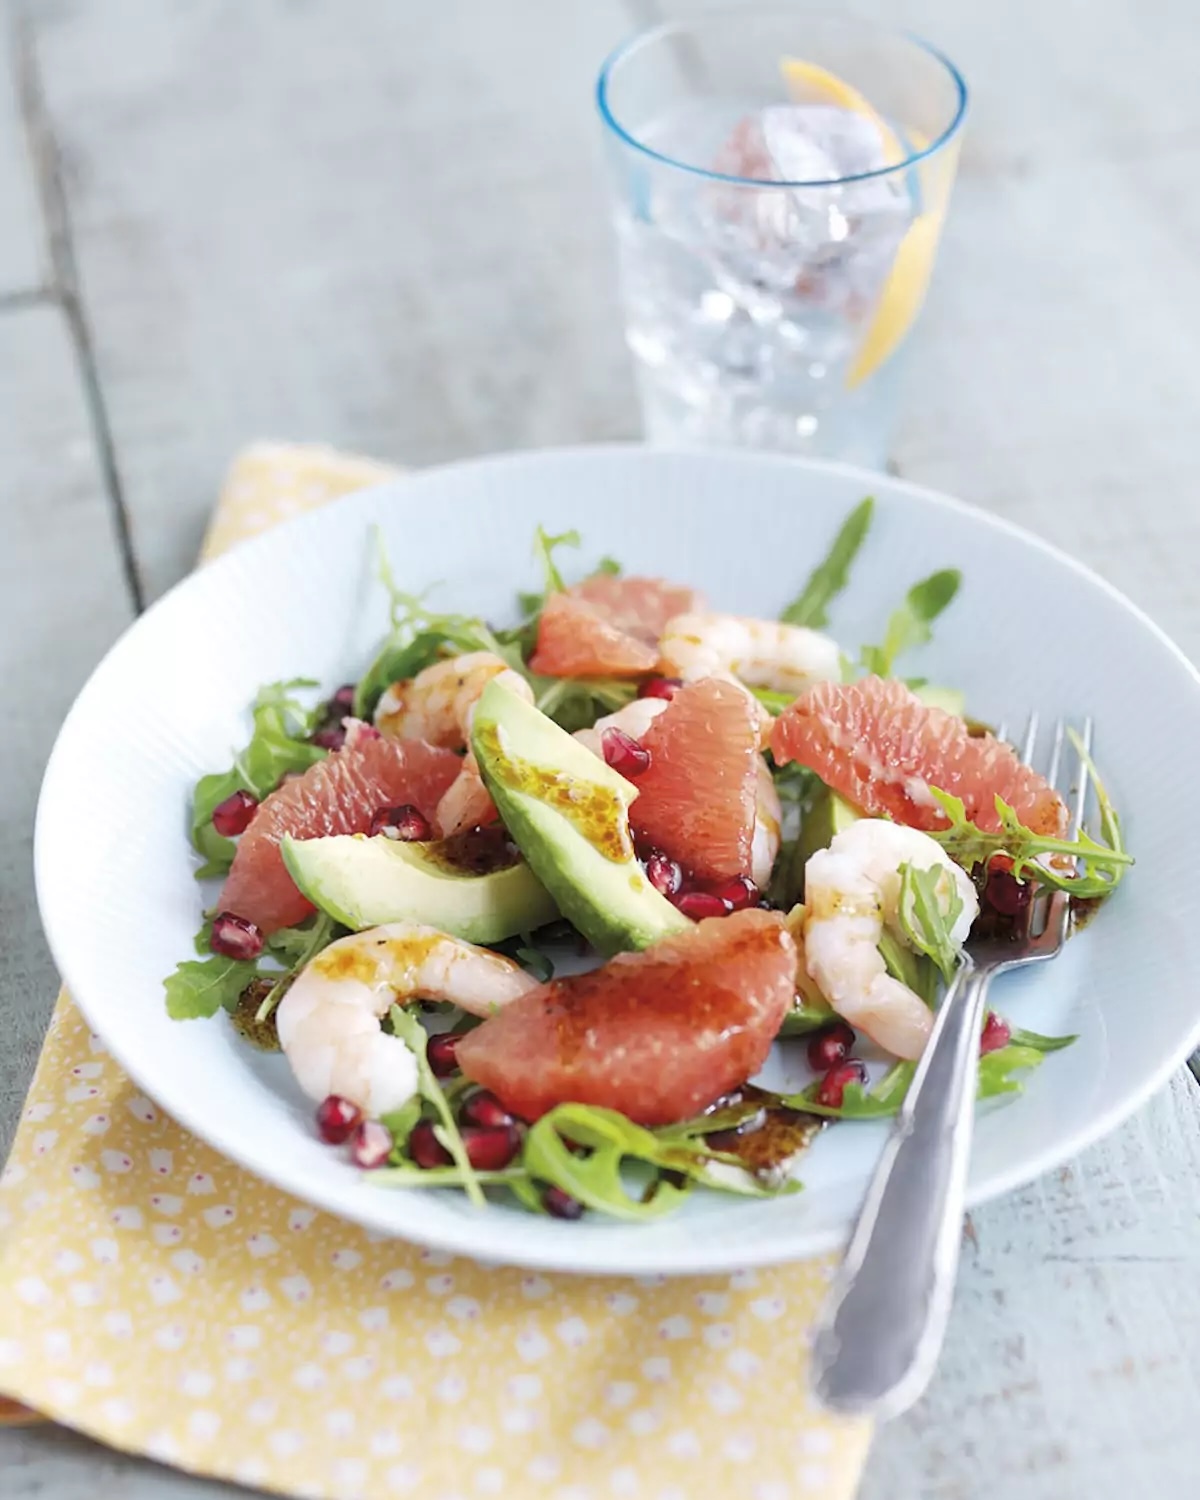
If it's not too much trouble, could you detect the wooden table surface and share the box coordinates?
[2,2,1198,1496]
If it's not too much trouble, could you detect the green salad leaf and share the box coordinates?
[896,863,965,982]
[877,928,940,1007]
[164,955,259,1021]
[780,497,874,628]
[860,568,961,678]
[927,784,1132,900]
[165,912,337,1022]
[789,1023,1076,1119]
[190,679,328,878]
[528,674,638,734]
[388,1005,485,1207]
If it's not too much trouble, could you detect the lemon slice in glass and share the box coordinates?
[781,57,948,387]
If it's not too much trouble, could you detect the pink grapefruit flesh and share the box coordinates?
[456,908,796,1126]
[630,677,760,882]
[218,736,461,933]
[771,676,1067,836]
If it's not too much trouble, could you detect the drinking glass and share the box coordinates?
[596,10,967,467]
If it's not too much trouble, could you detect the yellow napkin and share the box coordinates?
[0,444,872,1499]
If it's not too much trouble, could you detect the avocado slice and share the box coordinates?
[796,785,864,871]
[281,833,558,943]
[913,683,966,717]
[471,680,691,956]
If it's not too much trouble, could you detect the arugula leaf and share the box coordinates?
[861,568,961,678]
[749,686,795,716]
[388,1005,485,1207]
[927,788,1133,899]
[164,955,259,1020]
[777,999,836,1036]
[532,525,581,596]
[352,528,521,718]
[379,1095,423,1156]
[530,674,638,734]
[896,863,965,982]
[877,928,940,1007]
[977,1044,1046,1098]
[594,556,621,577]
[166,912,336,1023]
[189,679,328,879]
[1007,1025,1077,1052]
[791,1022,1075,1118]
[514,941,555,983]
[781,497,874,628]
[788,1062,917,1120]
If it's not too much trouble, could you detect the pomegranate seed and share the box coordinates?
[331,684,356,713]
[311,723,346,751]
[711,875,758,911]
[984,865,1031,917]
[980,1012,1012,1055]
[460,1090,515,1130]
[210,911,264,960]
[368,803,432,842]
[542,1185,584,1220]
[409,1121,453,1169]
[211,788,259,837]
[644,851,683,897]
[816,1059,869,1110]
[461,1124,521,1171]
[350,1118,393,1169]
[345,719,381,746]
[638,676,683,702]
[806,1021,857,1073]
[675,890,731,920]
[426,1032,461,1078]
[601,727,651,778]
[316,1095,362,1145]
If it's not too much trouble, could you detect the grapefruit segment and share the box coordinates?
[456,908,796,1126]
[570,575,704,647]
[528,593,658,679]
[218,736,460,933]
[630,678,760,882]
[772,676,1066,836]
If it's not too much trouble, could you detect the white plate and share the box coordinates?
[35,445,1200,1276]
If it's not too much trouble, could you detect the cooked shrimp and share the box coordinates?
[574,699,782,888]
[572,697,670,757]
[276,923,539,1115]
[659,612,841,697]
[375,652,531,749]
[751,759,782,890]
[802,819,978,1061]
[377,653,535,838]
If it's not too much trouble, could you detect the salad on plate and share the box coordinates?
[164,499,1132,1222]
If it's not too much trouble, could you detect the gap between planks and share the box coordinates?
[11,7,145,614]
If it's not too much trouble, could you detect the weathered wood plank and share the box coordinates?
[0,304,134,1164]
[27,0,643,601]
[0,10,45,296]
[863,1072,1200,1500]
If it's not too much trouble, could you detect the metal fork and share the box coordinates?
[808,713,1093,1420]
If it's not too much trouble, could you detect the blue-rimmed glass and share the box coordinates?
[596,10,967,466]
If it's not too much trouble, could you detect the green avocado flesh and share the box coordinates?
[797,785,864,873]
[913,683,966,717]
[281,833,558,943]
[470,680,691,957]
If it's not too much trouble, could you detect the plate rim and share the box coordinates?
[33,442,1200,1274]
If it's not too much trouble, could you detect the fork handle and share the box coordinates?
[809,959,993,1419]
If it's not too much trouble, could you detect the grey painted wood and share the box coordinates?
[0,9,45,296]
[26,0,643,602]
[2,2,1200,1498]
[0,303,135,1166]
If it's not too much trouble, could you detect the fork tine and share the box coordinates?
[1044,717,1066,788]
[1069,717,1094,839]
[1019,711,1039,764]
